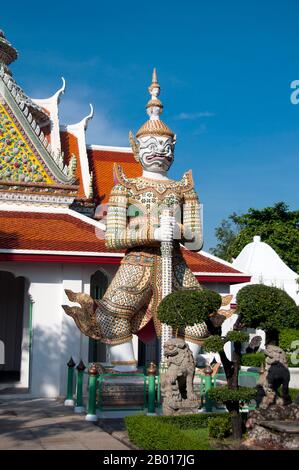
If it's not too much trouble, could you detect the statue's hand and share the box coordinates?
[154,214,175,242]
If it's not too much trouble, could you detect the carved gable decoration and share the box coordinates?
[0,102,54,184]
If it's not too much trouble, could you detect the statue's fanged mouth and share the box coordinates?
[147,154,172,162]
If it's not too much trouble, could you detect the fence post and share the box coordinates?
[74,359,86,413]
[64,357,76,406]
[85,363,98,422]
[147,362,157,416]
[204,366,213,412]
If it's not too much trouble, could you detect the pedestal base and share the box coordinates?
[64,399,75,407]
[85,414,98,422]
[162,399,199,416]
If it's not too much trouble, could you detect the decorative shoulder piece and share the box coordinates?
[129,131,139,162]
[180,169,194,193]
[113,163,133,189]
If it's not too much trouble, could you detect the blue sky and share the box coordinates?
[2,0,299,250]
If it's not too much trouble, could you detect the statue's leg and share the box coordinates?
[108,342,137,372]
[96,260,152,372]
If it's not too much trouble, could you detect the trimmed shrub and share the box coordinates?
[236,284,299,331]
[225,331,249,343]
[157,288,222,330]
[208,415,232,439]
[208,386,257,404]
[125,413,252,448]
[289,388,299,401]
[204,335,225,353]
[125,415,211,450]
[156,412,227,429]
[279,329,299,352]
[287,353,299,368]
[241,352,265,368]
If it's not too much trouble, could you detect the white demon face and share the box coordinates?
[137,135,176,173]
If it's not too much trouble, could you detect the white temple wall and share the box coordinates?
[201,281,230,294]
[0,261,117,398]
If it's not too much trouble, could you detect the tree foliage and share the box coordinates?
[225,331,249,343]
[157,288,222,330]
[208,386,257,403]
[236,284,299,332]
[204,335,225,353]
[210,202,299,273]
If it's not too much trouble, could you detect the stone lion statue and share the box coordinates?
[160,338,197,415]
[257,345,291,408]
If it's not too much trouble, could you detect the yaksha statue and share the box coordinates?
[64,70,209,371]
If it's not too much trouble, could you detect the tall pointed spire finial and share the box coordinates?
[148,67,160,100]
[135,69,175,138]
[0,30,18,73]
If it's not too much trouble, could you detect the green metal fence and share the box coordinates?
[65,359,260,419]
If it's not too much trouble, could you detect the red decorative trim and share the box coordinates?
[196,275,251,283]
[0,254,251,283]
[0,253,123,265]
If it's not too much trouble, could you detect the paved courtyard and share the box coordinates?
[0,398,130,450]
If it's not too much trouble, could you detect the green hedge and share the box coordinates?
[290,388,299,401]
[125,413,232,450]
[125,413,252,449]
[241,352,265,367]
[279,329,299,352]
[125,415,211,450]
[209,386,257,403]
[208,415,232,439]
[225,331,249,343]
[155,412,227,429]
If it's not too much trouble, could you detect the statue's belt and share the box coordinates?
[122,247,183,267]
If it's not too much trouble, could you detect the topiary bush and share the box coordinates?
[208,386,257,404]
[204,335,225,353]
[125,415,211,450]
[125,413,238,449]
[225,331,249,343]
[241,352,265,367]
[157,412,227,429]
[236,284,299,332]
[208,415,232,439]
[157,288,222,331]
[279,329,299,352]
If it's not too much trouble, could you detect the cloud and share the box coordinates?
[28,79,129,146]
[60,96,128,146]
[174,111,215,120]
[193,123,207,136]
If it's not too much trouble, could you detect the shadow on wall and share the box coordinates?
[31,316,80,398]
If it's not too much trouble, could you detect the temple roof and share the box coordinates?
[0,208,250,283]
[87,146,142,205]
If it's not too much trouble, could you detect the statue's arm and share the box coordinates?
[105,184,155,250]
[182,188,203,251]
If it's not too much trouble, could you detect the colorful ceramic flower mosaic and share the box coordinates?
[0,104,53,184]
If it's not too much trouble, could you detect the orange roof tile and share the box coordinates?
[87,149,142,204]
[0,211,108,253]
[181,248,243,274]
[0,210,248,280]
